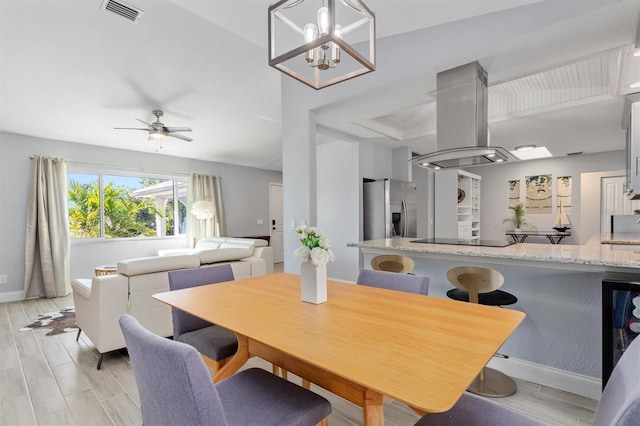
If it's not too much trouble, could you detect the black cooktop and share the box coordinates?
[411,238,515,248]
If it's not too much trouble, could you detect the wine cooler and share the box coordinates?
[602,277,640,388]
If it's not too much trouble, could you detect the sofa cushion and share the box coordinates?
[223,237,268,248]
[249,238,268,247]
[198,248,253,265]
[118,254,200,276]
[195,238,224,250]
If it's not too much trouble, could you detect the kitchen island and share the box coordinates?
[348,237,640,399]
[348,236,640,271]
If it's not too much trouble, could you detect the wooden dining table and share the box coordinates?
[153,272,525,426]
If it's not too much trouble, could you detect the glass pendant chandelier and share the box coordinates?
[268,0,375,90]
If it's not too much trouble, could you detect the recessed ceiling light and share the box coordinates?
[510,146,553,160]
[515,144,536,151]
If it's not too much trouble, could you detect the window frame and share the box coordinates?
[68,165,188,241]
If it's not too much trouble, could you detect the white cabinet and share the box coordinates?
[435,169,481,240]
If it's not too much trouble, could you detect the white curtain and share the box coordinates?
[24,156,71,298]
[186,174,226,247]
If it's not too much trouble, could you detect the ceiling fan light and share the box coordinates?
[149,131,166,140]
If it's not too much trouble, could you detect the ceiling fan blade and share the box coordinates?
[168,132,193,142]
[136,118,152,126]
[165,127,192,132]
[114,127,148,131]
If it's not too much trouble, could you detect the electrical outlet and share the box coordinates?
[257,219,263,225]
[0,274,7,284]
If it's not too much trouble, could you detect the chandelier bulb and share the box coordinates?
[304,23,318,43]
[332,24,342,64]
[304,23,319,63]
[317,6,329,35]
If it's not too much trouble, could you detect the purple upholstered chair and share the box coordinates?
[356,269,429,295]
[119,314,331,426]
[415,323,640,426]
[167,264,237,372]
[592,330,640,425]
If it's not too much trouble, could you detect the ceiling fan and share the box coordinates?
[114,110,193,142]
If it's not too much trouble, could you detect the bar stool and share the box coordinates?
[446,266,517,397]
[370,254,415,274]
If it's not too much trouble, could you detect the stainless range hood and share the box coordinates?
[412,61,514,169]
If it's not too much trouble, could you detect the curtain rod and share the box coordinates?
[29,155,191,178]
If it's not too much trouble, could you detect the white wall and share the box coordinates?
[470,150,625,242]
[317,137,360,282]
[359,142,392,180]
[0,132,281,301]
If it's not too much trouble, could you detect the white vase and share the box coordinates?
[300,262,327,304]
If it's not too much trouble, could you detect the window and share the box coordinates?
[68,169,187,239]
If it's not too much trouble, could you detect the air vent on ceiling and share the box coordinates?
[101,0,143,24]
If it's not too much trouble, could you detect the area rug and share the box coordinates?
[20,307,78,336]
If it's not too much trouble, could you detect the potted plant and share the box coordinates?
[503,203,536,232]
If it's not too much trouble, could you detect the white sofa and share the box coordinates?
[157,237,274,276]
[72,237,273,369]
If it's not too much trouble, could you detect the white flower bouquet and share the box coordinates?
[293,225,335,267]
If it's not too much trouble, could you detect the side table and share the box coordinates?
[505,230,571,244]
[95,265,118,276]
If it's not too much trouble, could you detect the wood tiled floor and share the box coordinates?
[0,271,598,425]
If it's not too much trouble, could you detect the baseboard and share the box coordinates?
[0,291,25,303]
[487,356,602,400]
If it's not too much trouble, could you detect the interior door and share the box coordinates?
[601,176,639,233]
[269,183,284,263]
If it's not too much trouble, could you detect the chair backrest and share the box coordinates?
[446,266,504,304]
[119,314,228,426]
[370,254,415,274]
[593,335,640,425]
[168,264,235,337]
[356,269,429,295]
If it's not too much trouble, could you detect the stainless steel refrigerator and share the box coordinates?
[363,178,417,240]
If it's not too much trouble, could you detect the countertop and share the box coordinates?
[348,237,640,270]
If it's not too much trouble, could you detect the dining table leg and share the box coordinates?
[213,334,249,383]
[363,388,384,425]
